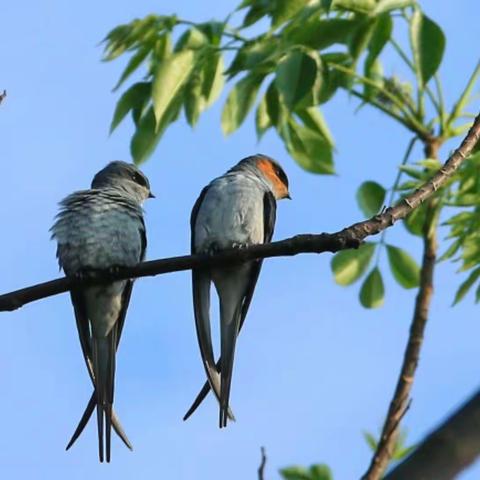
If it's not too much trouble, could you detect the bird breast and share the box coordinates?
[194,175,265,253]
[52,191,144,275]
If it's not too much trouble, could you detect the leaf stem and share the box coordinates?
[329,62,427,136]
[389,38,443,123]
[447,58,480,129]
[376,136,418,266]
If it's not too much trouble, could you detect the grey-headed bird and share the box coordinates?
[184,154,290,427]
[51,161,154,462]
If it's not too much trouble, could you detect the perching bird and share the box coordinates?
[51,161,154,462]
[184,154,290,427]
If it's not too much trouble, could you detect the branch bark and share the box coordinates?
[258,447,267,480]
[0,112,479,313]
[361,199,438,480]
[384,387,480,480]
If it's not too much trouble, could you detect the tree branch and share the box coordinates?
[384,387,480,480]
[258,447,267,480]
[362,199,438,480]
[1,112,479,313]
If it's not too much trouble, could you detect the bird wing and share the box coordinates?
[66,218,145,454]
[66,282,133,452]
[190,185,224,410]
[184,191,277,422]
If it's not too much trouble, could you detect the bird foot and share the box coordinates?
[107,265,123,276]
[231,242,249,250]
[206,242,221,256]
[74,267,102,282]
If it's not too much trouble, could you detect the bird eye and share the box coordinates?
[275,166,288,188]
[132,173,147,188]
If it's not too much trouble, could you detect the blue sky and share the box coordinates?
[0,0,479,478]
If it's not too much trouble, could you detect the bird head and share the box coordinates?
[250,154,291,200]
[91,161,155,203]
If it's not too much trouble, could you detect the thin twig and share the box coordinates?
[376,136,417,259]
[1,113,479,313]
[258,447,267,480]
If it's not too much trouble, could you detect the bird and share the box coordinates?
[184,154,290,427]
[50,161,154,462]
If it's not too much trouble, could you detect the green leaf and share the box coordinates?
[398,164,424,180]
[364,57,384,100]
[289,19,358,50]
[333,0,375,13]
[331,243,376,286]
[184,70,205,127]
[360,267,385,308]
[130,108,159,164]
[281,120,334,174]
[221,74,263,135]
[363,431,378,451]
[410,10,446,86]
[321,0,333,11]
[386,245,420,289]
[309,464,333,480]
[202,53,224,105]
[113,44,152,91]
[356,181,386,217]
[256,94,272,139]
[394,444,416,460]
[226,38,277,77]
[148,34,173,75]
[110,82,151,133]
[152,50,195,124]
[403,202,427,236]
[280,466,311,480]
[131,94,182,164]
[196,21,225,45]
[366,14,392,67]
[265,82,287,127]
[296,107,334,147]
[271,0,310,28]
[349,17,376,61]
[373,0,415,15]
[453,267,480,305]
[439,239,461,262]
[175,27,208,51]
[275,50,318,110]
[243,2,271,27]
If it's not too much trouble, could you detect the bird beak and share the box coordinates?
[148,191,156,199]
[285,192,292,200]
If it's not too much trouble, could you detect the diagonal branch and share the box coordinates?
[1,112,480,313]
[384,387,480,480]
[361,199,438,480]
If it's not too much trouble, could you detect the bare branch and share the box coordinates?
[362,200,438,480]
[1,112,480,313]
[258,447,267,480]
[384,387,480,480]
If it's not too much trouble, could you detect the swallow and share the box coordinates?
[50,161,154,462]
[185,154,290,427]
